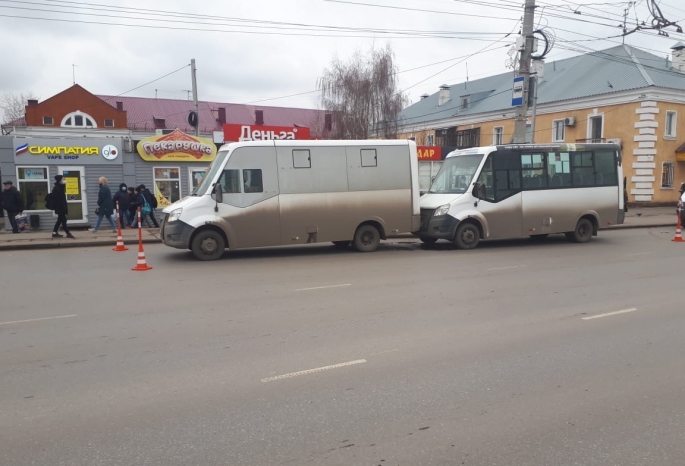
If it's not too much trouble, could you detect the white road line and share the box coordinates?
[582,308,638,321]
[488,265,527,271]
[261,359,366,383]
[0,315,77,326]
[295,284,351,292]
[369,349,400,356]
[624,252,651,257]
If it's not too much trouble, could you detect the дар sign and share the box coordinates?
[13,138,123,165]
[137,129,217,162]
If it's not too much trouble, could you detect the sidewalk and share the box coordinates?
[0,227,162,251]
[0,207,678,251]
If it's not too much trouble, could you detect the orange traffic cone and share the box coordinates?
[673,203,684,243]
[131,207,152,271]
[113,201,129,252]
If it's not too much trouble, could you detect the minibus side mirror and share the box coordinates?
[214,183,223,203]
[472,182,481,199]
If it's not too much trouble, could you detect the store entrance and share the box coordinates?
[58,166,88,223]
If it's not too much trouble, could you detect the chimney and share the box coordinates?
[324,113,332,132]
[671,42,685,73]
[217,107,226,124]
[255,109,264,125]
[116,101,124,111]
[438,84,450,106]
[420,93,429,100]
[532,59,545,83]
[27,99,38,107]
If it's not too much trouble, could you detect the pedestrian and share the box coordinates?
[126,188,137,228]
[130,186,154,228]
[138,184,160,228]
[89,177,117,233]
[2,180,25,234]
[112,182,130,229]
[51,175,75,239]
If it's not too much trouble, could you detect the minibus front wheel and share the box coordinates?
[453,222,480,250]
[191,228,226,261]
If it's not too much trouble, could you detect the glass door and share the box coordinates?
[58,166,88,223]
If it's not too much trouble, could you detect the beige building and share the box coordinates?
[398,43,685,205]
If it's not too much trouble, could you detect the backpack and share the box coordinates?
[45,193,55,211]
[148,190,158,208]
[141,194,152,214]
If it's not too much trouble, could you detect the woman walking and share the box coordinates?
[51,175,74,239]
[89,177,116,232]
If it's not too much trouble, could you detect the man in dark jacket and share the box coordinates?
[51,175,74,239]
[112,182,130,227]
[2,180,25,234]
[138,184,159,228]
[130,186,154,228]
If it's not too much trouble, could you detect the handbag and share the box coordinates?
[141,196,152,215]
[95,207,100,215]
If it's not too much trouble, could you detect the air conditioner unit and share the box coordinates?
[564,117,576,127]
[155,129,174,136]
[606,138,622,147]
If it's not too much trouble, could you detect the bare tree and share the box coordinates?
[318,45,407,139]
[0,91,38,124]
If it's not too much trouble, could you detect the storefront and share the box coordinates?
[4,137,123,230]
[134,129,217,208]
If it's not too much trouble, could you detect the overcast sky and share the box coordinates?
[1,0,684,111]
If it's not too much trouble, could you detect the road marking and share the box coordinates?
[261,359,366,383]
[624,252,651,257]
[582,308,638,321]
[369,349,400,356]
[295,284,351,292]
[488,265,527,271]
[0,315,77,326]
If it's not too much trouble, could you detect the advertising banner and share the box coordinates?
[136,129,217,162]
[417,146,443,161]
[13,138,123,165]
[223,124,311,142]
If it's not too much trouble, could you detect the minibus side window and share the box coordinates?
[218,169,241,195]
[475,156,495,202]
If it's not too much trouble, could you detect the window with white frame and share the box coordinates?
[553,120,565,142]
[61,111,97,128]
[426,134,434,146]
[418,161,443,193]
[665,111,677,138]
[493,126,503,145]
[17,166,50,210]
[153,167,181,207]
[662,162,675,188]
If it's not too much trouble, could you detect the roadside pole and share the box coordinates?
[191,59,199,136]
[512,0,536,143]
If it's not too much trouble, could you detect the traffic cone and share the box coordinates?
[113,201,129,252]
[673,215,684,243]
[132,207,152,271]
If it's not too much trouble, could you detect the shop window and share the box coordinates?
[662,162,675,188]
[104,119,114,127]
[42,116,54,125]
[426,134,434,146]
[419,161,442,193]
[153,167,180,206]
[61,111,98,128]
[189,168,208,194]
[16,166,50,210]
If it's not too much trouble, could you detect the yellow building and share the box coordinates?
[398,43,685,204]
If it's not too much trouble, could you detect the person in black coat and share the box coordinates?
[129,186,154,228]
[2,180,25,234]
[51,175,74,238]
[112,182,130,228]
[89,177,116,233]
[139,184,159,228]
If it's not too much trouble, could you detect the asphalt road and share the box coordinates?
[2,228,684,466]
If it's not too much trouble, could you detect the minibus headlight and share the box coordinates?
[434,204,450,217]
[167,208,183,223]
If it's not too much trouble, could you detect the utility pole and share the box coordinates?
[72,64,77,85]
[512,0,536,143]
[191,59,199,136]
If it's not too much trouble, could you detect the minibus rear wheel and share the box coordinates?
[566,218,593,243]
[191,229,226,261]
[453,222,480,250]
[353,224,381,252]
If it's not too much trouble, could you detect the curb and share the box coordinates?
[0,238,162,251]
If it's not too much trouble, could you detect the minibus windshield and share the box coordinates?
[428,154,484,194]
[192,151,227,195]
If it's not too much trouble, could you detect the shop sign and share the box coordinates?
[137,129,217,162]
[13,138,123,165]
[418,146,442,161]
[223,124,311,142]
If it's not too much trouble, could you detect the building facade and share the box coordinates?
[398,44,685,205]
